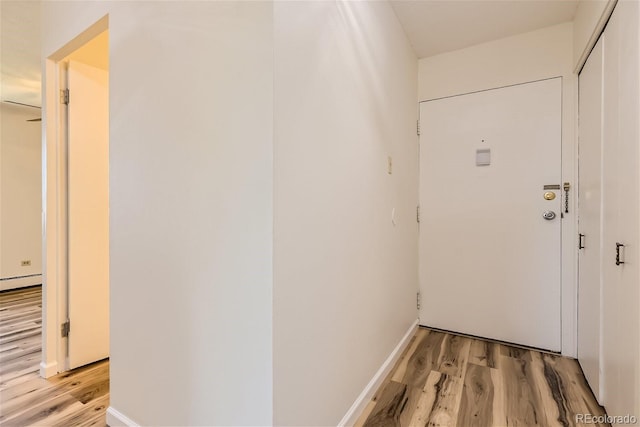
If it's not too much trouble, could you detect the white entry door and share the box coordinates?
[67,60,110,369]
[419,78,562,352]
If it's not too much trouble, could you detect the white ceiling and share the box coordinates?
[0,1,579,106]
[1,1,41,107]
[390,0,579,58]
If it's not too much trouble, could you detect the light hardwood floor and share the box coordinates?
[355,327,609,427]
[0,286,109,427]
[0,287,609,427]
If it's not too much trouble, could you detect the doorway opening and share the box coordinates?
[41,16,109,377]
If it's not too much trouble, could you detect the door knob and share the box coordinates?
[543,211,556,220]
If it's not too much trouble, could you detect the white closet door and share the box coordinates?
[577,37,604,403]
[600,0,640,416]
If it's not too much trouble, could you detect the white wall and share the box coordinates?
[273,1,418,424]
[65,31,109,71]
[42,2,273,425]
[0,103,42,291]
[419,22,574,101]
[418,22,578,357]
[44,2,418,425]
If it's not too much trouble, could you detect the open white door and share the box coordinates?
[67,60,109,369]
[419,78,562,352]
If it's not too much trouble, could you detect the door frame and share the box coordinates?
[40,16,109,378]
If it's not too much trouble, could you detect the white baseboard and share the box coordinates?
[39,360,58,378]
[0,275,42,292]
[106,407,140,427]
[338,319,419,427]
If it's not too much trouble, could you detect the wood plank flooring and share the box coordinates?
[0,287,610,426]
[356,328,609,427]
[0,286,109,426]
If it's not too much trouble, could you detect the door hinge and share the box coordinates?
[416,205,420,223]
[61,320,70,337]
[417,292,421,310]
[60,88,69,105]
[417,120,421,136]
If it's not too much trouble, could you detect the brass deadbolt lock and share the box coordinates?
[544,191,556,201]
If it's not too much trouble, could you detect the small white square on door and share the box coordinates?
[476,148,491,166]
